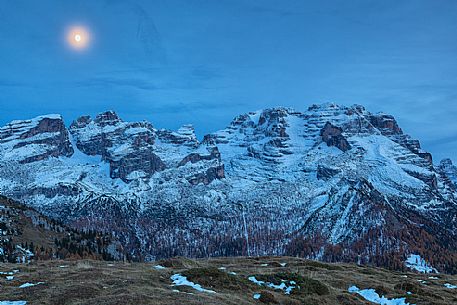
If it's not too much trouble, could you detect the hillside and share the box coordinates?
[0,195,123,263]
[0,257,456,305]
[0,103,456,271]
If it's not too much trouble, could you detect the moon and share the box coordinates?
[67,26,90,50]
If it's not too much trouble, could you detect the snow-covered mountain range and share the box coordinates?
[0,103,456,271]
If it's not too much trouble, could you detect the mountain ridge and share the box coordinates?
[0,103,456,272]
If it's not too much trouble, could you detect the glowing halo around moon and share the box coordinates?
[66,26,90,50]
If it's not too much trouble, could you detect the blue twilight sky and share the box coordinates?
[0,0,456,162]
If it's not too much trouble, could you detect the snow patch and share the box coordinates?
[0,270,19,276]
[405,254,438,273]
[170,274,216,293]
[248,276,296,294]
[349,286,414,305]
[19,282,44,288]
[248,276,265,286]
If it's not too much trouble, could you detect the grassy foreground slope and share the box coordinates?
[1,256,456,305]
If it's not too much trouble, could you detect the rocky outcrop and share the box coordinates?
[69,111,165,182]
[0,115,73,163]
[157,124,198,147]
[178,147,221,167]
[257,108,289,138]
[110,150,165,182]
[187,164,225,185]
[93,110,122,127]
[438,159,457,189]
[317,164,341,180]
[178,147,224,184]
[403,169,438,189]
[320,122,351,152]
[69,111,156,158]
[368,114,402,135]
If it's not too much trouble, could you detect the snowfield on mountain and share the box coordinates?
[0,103,456,272]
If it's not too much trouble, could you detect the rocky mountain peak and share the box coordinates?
[68,111,165,182]
[0,114,73,164]
[440,158,454,168]
[307,102,342,112]
[368,113,403,136]
[94,110,122,127]
[0,104,456,271]
[157,124,199,147]
[438,158,457,188]
[70,115,92,129]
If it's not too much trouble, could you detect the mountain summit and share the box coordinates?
[0,103,456,272]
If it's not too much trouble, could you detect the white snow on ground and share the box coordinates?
[405,254,438,273]
[0,270,19,276]
[0,301,27,305]
[153,265,166,270]
[248,276,265,285]
[170,274,216,293]
[19,282,44,288]
[6,276,13,281]
[253,293,261,299]
[444,283,457,289]
[248,276,296,294]
[349,286,414,305]
[268,281,296,294]
[218,267,226,270]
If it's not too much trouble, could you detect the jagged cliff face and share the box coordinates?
[0,114,73,164]
[0,103,456,271]
[438,158,457,190]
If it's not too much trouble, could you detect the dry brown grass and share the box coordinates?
[0,256,456,305]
